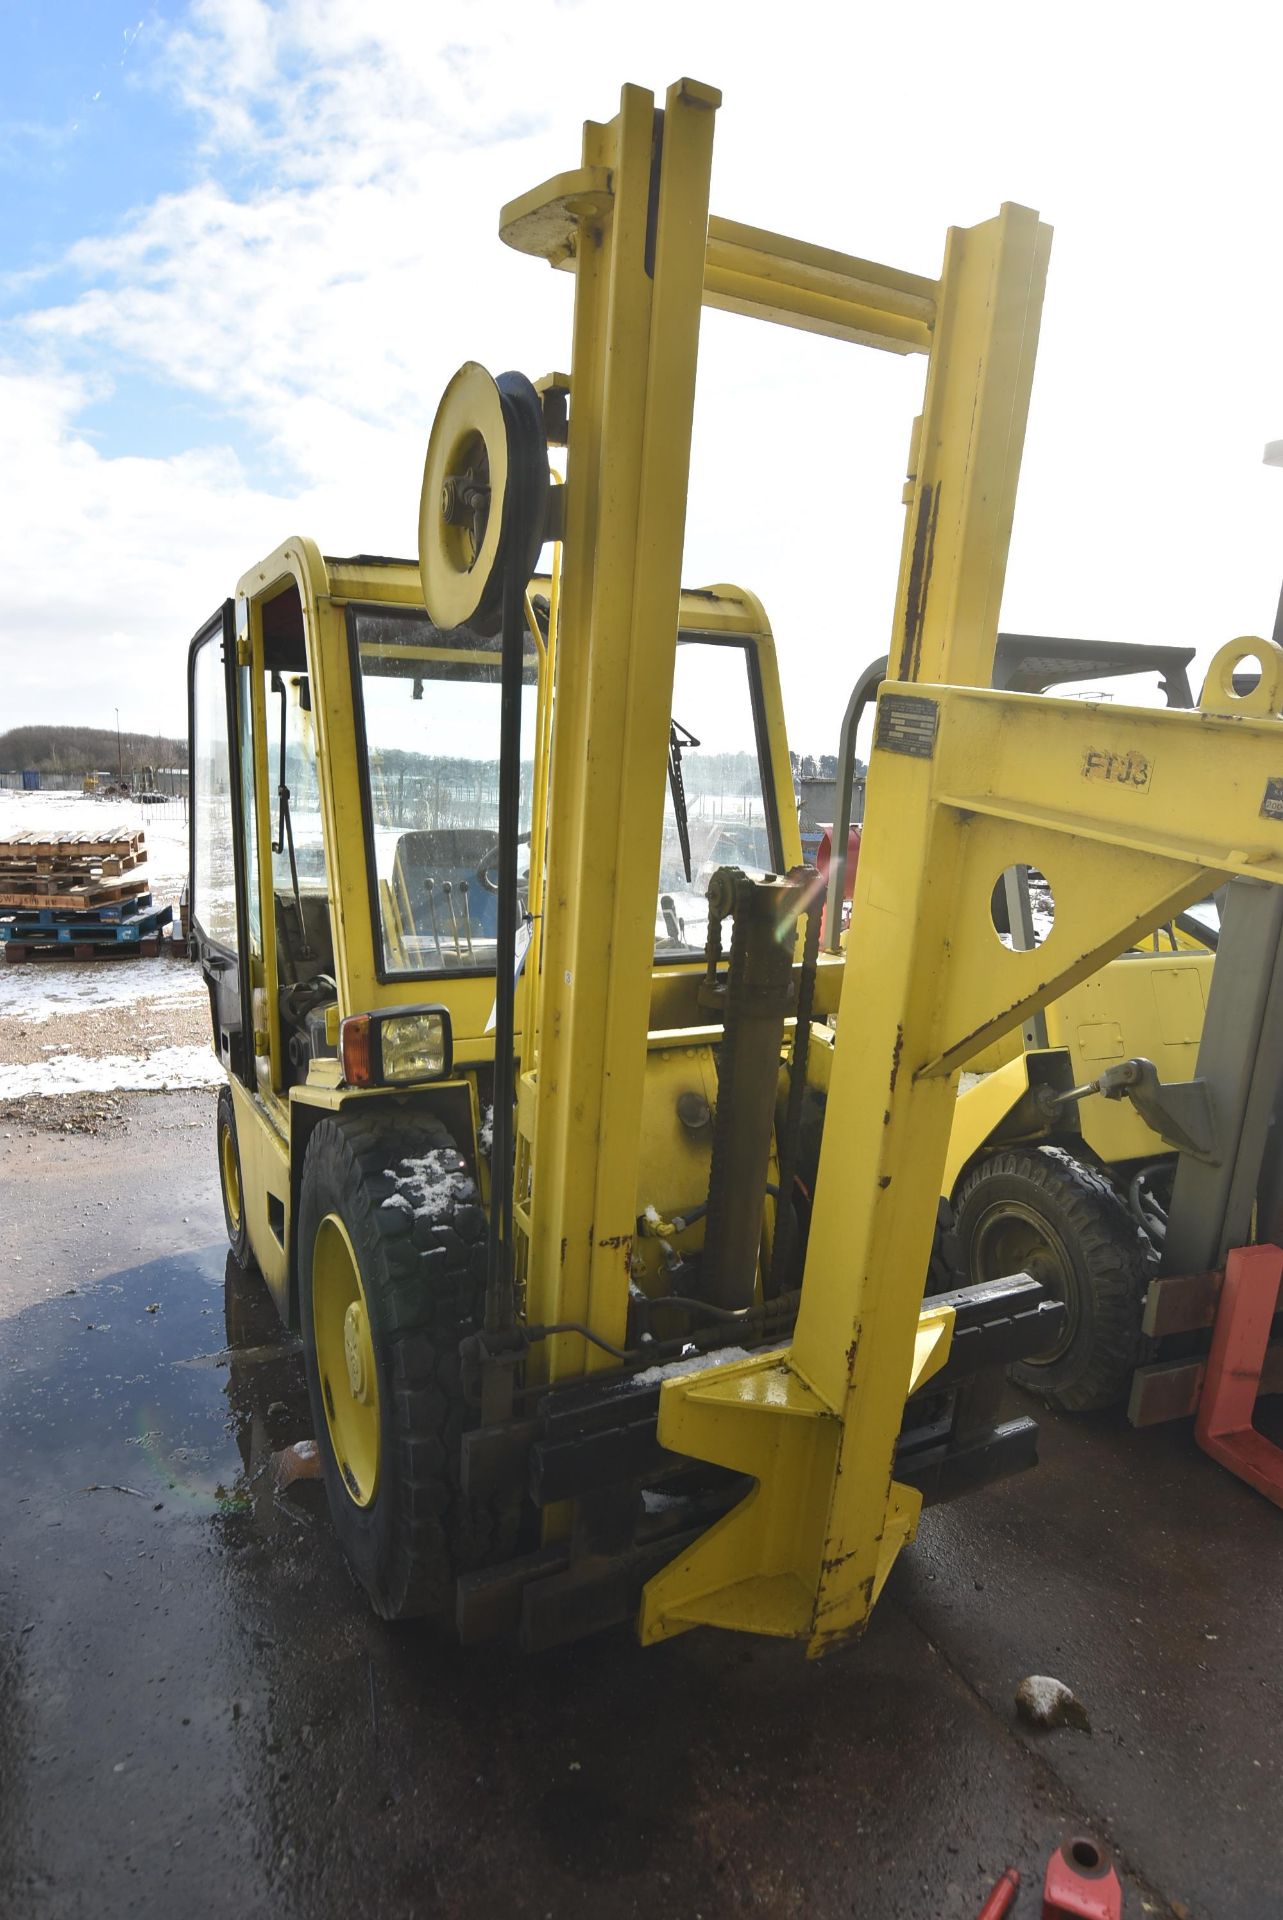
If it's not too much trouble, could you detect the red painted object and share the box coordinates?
[975,1866,1020,1919]
[1195,1243,1283,1507]
[1042,1836,1122,1919]
[815,824,860,939]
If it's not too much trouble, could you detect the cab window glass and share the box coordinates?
[655,637,779,957]
[267,671,326,896]
[191,633,237,950]
[350,609,538,977]
[265,668,332,981]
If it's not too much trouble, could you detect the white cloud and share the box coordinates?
[2,0,1283,744]
[0,360,295,730]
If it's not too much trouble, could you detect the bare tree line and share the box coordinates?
[0,725,188,776]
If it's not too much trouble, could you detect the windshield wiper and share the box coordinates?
[668,718,700,884]
[270,671,312,961]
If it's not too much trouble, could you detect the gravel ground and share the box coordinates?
[0,958,206,1069]
[0,1090,131,1135]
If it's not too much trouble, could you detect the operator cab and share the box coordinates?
[188,554,799,1131]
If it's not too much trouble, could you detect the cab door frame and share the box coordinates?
[187,599,254,1089]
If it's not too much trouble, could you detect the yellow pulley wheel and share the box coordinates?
[419,362,549,632]
[419,362,511,630]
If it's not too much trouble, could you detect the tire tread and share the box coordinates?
[298,1110,518,1622]
[954,1145,1148,1413]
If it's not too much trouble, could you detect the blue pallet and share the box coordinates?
[0,901,172,947]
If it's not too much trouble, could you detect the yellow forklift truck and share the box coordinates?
[191,77,1283,1654]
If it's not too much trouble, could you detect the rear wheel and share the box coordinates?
[216,1085,254,1269]
[953,1146,1148,1412]
[297,1110,518,1623]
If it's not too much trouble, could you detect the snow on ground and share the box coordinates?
[0,1046,220,1098]
[0,791,213,1105]
[0,956,204,1023]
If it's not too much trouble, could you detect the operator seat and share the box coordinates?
[392,829,499,947]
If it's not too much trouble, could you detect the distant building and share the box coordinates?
[796,767,865,839]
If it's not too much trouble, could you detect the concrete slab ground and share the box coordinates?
[1,1090,1278,1920]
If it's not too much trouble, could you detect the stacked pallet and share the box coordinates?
[0,829,173,961]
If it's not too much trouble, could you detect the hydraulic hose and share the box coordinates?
[485,372,548,1335]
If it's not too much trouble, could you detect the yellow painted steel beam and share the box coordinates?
[702,219,935,353]
[504,169,1049,701]
[522,80,722,1380]
[519,95,640,1379]
[890,204,1051,690]
[502,179,938,355]
[641,668,1283,1654]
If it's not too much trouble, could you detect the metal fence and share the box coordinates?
[0,772,84,791]
[134,796,188,825]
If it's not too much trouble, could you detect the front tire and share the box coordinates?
[297,1111,517,1623]
[953,1146,1148,1412]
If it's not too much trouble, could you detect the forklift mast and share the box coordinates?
[420,79,1062,1652]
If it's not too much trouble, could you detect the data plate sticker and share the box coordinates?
[1260,778,1283,821]
[876,693,938,758]
[1082,747,1151,792]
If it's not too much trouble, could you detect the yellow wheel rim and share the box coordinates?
[219,1121,242,1233]
[312,1214,381,1507]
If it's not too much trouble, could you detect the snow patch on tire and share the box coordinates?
[381,1148,471,1220]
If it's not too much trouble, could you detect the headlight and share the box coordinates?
[340,1006,453,1087]
[381,1011,450,1082]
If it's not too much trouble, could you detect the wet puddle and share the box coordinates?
[4,1241,316,1532]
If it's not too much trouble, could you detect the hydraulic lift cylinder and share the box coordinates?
[700,870,804,1310]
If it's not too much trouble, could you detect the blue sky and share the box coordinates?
[1,10,180,271]
[0,6,280,470]
[2,1,1282,737]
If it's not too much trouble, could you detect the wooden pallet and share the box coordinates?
[0,848,146,883]
[0,890,155,929]
[0,880,151,911]
[0,828,145,860]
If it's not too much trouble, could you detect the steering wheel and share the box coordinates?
[475,830,532,894]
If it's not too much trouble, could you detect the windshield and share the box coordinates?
[350,607,538,977]
[655,636,779,957]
